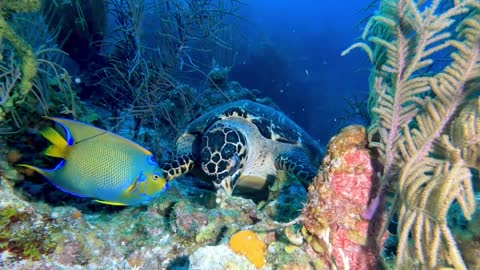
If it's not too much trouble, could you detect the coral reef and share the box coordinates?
[0,167,314,269]
[169,197,256,243]
[189,245,258,270]
[0,182,59,261]
[343,0,479,268]
[4,0,479,269]
[207,60,231,89]
[302,125,385,269]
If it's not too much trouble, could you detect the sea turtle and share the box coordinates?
[160,99,323,196]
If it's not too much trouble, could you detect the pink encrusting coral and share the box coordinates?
[302,125,386,270]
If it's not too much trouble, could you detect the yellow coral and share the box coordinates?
[229,230,266,268]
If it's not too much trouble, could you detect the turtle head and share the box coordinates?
[200,123,247,195]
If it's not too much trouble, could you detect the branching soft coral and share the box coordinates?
[0,0,41,121]
[343,0,479,268]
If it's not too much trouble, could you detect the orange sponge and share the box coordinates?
[229,230,266,268]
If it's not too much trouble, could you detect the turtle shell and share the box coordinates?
[177,100,323,164]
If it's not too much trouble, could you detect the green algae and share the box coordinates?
[0,206,58,260]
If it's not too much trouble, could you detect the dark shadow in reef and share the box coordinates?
[363,149,392,267]
[270,181,308,223]
[214,226,229,245]
[166,256,190,270]
[235,176,308,223]
[11,180,126,215]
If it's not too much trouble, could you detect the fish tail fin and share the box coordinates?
[40,127,69,158]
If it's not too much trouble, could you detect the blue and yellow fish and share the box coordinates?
[19,117,168,206]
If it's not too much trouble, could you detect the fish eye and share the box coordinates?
[153,173,161,181]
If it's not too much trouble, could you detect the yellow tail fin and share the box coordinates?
[40,127,69,158]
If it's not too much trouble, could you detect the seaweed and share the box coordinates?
[0,0,41,121]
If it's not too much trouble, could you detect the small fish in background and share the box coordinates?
[18,117,168,206]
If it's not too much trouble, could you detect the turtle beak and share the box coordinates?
[221,174,240,195]
[227,154,241,176]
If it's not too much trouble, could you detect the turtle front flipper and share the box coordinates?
[275,150,318,185]
[160,153,196,181]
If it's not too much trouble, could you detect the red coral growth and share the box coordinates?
[302,125,386,270]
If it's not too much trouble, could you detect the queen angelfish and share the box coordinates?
[19,117,168,206]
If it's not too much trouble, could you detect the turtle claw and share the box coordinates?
[160,153,196,181]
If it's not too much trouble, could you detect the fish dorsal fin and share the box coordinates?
[47,117,152,156]
[40,127,69,158]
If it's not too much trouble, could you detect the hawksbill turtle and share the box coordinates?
[161,99,323,196]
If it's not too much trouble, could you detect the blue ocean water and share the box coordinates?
[230,0,372,143]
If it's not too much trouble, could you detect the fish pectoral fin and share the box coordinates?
[41,127,69,158]
[93,199,128,206]
[126,174,141,193]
